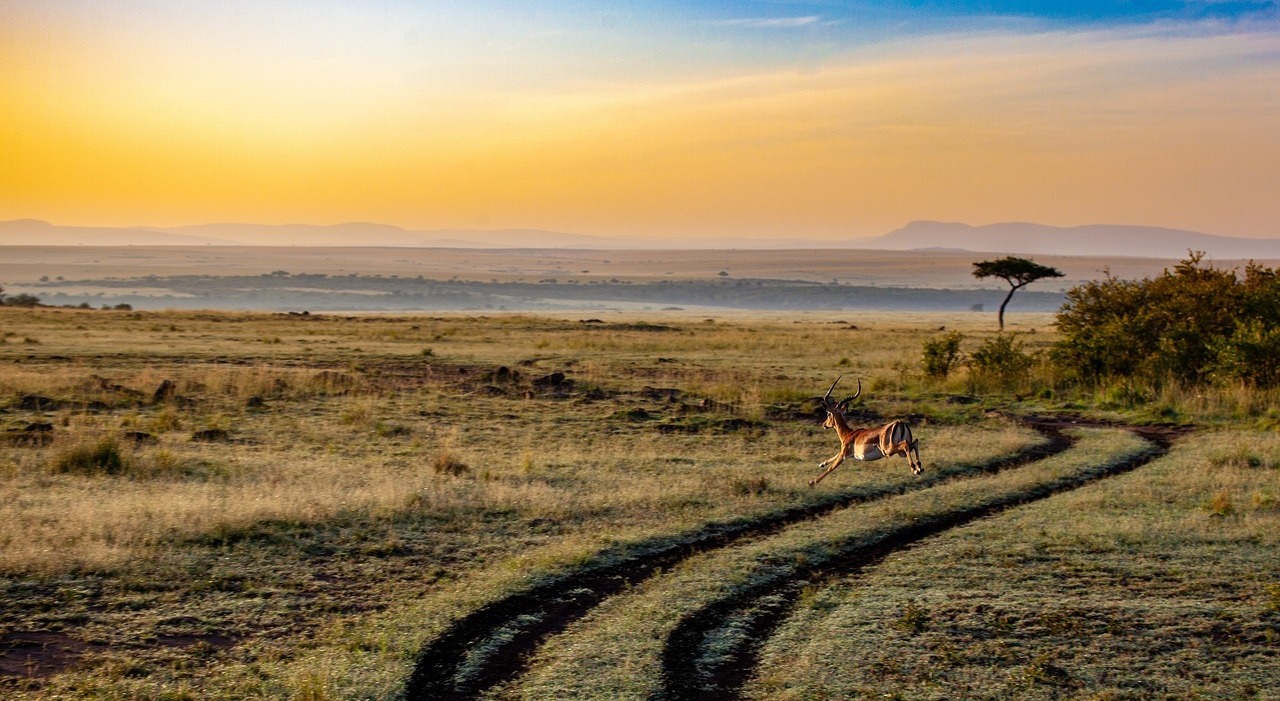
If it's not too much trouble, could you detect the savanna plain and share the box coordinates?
[0,307,1277,700]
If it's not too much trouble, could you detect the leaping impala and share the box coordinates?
[810,376,922,486]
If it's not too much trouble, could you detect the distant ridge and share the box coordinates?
[4,218,1279,257]
[0,220,634,249]
[157,223,620,248]
[865,221,1280,260]
[158,222,426,247]
[0,219,230,246]
[1,219,853,249]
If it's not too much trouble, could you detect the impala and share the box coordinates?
[810,376,922,486]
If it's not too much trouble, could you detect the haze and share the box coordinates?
[2,1,1278,243]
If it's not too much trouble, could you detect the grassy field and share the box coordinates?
[1,307,1276,700]
[751,428,1280,700]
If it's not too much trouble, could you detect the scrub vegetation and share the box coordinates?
[0,306,1276,700]
[1055,252,1280,389]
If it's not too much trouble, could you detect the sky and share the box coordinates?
[2,1,1278,242]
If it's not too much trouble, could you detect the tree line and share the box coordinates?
[0,285,41,307]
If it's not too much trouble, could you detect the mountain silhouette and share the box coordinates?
[863,221,1280,259]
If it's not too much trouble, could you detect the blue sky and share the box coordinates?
[3,0,1278,239]
[681,0,1276,23]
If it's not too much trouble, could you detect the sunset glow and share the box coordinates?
[2,1,1278,241]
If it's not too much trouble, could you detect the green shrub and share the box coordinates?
[1210,319,1280,387]
[968,334,1032,389]
[1054,253,1280,388]
[2,292,42,307]
[894,599,932,635]
[921,331,965,379]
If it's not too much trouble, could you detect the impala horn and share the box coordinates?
[815,375,843,408]
[836,379,862,410]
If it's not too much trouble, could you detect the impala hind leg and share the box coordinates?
[890,441,923,476]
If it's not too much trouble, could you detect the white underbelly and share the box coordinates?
[854,444,885,461]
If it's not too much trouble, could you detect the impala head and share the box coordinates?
[816,375,861,429]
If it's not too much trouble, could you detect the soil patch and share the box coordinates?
[0,631,105,679]
[0,630,238,681]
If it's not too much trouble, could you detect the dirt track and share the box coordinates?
[402,419,1184,700]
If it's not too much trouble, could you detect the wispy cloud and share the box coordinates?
[709,15,823,28]
[3,1,1277,238]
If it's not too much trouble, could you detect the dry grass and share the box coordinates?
[1,307,1276,700]
[514,428,1148,700]
[0,308,1032,576]
[749,430,1280,700]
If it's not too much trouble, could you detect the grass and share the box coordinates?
[48,436,128,476]
[512,428,1149,700]
[748,429,1280,700]
[0,307,1276,699]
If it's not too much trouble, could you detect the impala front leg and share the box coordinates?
[809,453,846,486]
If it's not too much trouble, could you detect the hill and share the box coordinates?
[158,223,621,248]
[6,218,1280,257]
[0,219,228,246]
[865,221,1280,259]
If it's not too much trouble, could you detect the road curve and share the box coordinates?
[402,419,1077,700]
[651,423,1180,701]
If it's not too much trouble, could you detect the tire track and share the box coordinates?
[652,423,1183,701]
[402,420,1072,700]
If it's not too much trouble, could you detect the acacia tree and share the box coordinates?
[973,256,1064,331]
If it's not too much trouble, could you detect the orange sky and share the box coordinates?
[2,2,1278,241]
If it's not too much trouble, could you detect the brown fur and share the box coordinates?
[811,378,922,485]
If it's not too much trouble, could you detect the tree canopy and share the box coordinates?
[972,256,1065,330]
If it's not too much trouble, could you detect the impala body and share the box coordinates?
[811,377,922,486]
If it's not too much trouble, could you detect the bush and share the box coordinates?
[921,331,965,379]
[968,334,1032,389]
[2,293,41,307]
[894,600,932,635]
[1210,319,1280,387]
[1054,253,1280,388]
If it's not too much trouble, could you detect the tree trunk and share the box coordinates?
[997,285,1018,331]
